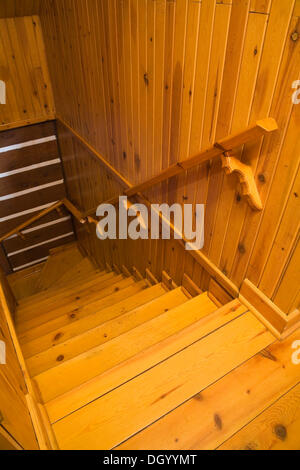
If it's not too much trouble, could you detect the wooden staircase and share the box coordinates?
[9,242,298,450]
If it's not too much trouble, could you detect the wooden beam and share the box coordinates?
[162,271,177,291]
[208,278,233,307]
[0,115,56,133]
[145,269,159,286]
[182,274,202,297]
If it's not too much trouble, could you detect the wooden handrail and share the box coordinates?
[61,198,87,224]
[0,198,87,244]
[85,117,278,215]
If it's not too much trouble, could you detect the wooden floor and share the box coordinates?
[12,244,300,450]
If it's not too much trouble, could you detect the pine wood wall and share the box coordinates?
[0,15,55,130]
[40,0,300,314]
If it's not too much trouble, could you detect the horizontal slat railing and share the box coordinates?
[0,198,87,244]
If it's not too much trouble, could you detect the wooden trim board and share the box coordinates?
[240,279,300,339]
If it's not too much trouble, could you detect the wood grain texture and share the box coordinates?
[117,326,298,450]
[39,0,300,314]
[35,292,218,404]
[0,16,55,130]
[219,383,300,450]
[0,121,74,272]
[26,287,187,376]
[51,313,274,449]
[0,272,38,449]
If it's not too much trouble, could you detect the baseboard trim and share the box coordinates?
[240,279,300,339]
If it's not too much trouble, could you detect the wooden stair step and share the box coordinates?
[116,329,300,450]
[218,383,300,450]
[16,271,119,320]
[8,262,46,300]
[22,283,167,357]
[34,292,218,403]
[35,244,85,291]
[19,281,149,345]
[18,269,111,308]
[17,275,135,334]
[51,313,275,449]
[45,300,246,423]
[49,257,97,289]
[44,268,104,294]
[48,242,79,256]
[26,286,188,376]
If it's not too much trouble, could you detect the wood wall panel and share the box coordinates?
[0,1,40,18]
[0,15,55,130]
[41,0,300,314]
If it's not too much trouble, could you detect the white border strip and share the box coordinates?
[0,179,64,201]
[0,136,56,154]
[13,257,49,272]
[6,216,71,239]
[8,232,74,257]
[0,158,61,178]
[0,201,59,223]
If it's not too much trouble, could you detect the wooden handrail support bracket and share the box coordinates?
[221,152,263,211]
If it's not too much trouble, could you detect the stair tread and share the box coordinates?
[34,292,218,403]
[50,311,274,449]
[114,329,300,450]
[19,281,150,345]
[16,275,136,334]
[18,269,110,307]
[45,300,245,423]
[35,245,85,291]
[17,271,119,319]
[8,263,46,300]
[49,257,97,289]
[22,283,167,356]
[26,286,188,376]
